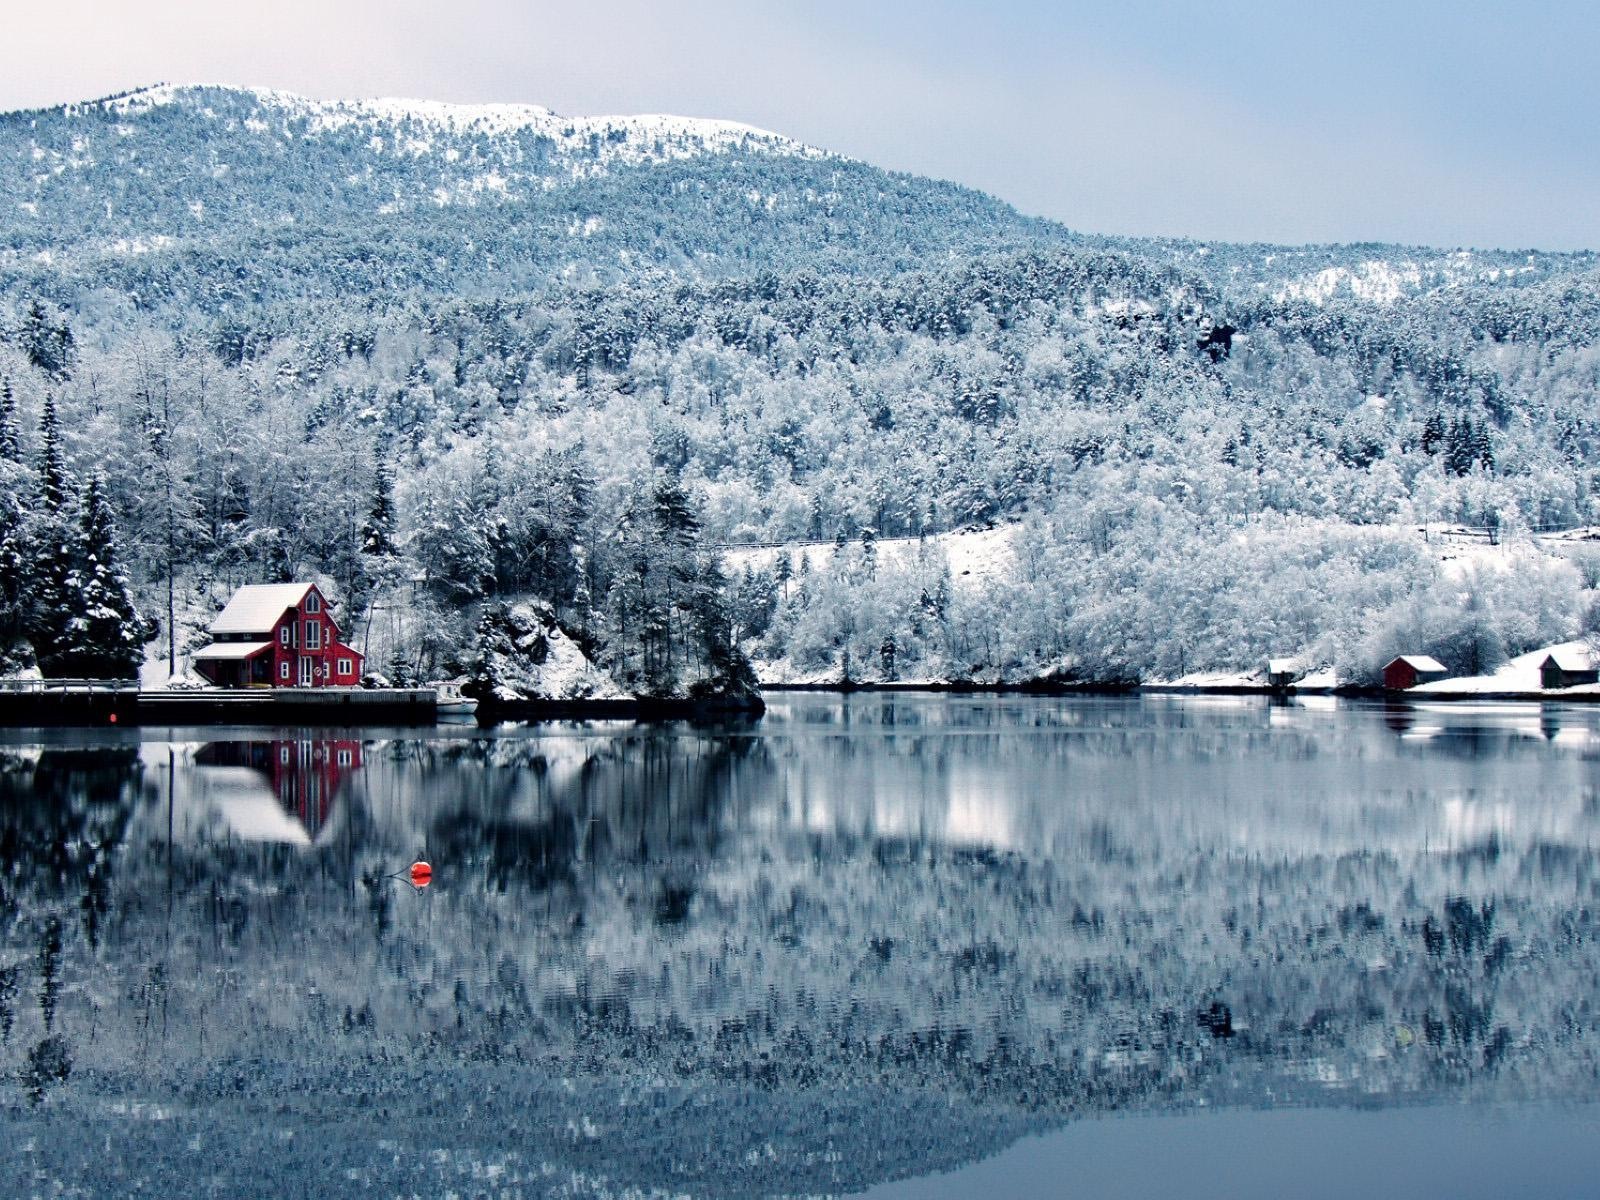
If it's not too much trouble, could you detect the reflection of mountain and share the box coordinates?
[3,697,1600,1195]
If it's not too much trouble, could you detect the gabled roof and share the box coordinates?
[1266,658,1298,675]
[193,640,273,661]
[1387,655,1447,673]
[210,583,314,635]
[1542,650,1594,673]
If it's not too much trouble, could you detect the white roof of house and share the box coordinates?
[1389,655,1447,673]
[209,584,313,635]
[192,640,273,661]
[1542,650,1594,672]
[1266,658,1298,675]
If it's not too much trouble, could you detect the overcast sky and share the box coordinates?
[6,0,1597,250]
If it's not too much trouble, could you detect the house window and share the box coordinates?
[279,626,289,647]
[305,591,321,614]
[280,661,289,680]
[305,621,322,650]
[338,658,353,677]
[336,749,352,766]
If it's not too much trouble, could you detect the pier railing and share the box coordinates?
[0,678,138,693]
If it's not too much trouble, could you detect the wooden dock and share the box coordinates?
[0,681,437,727]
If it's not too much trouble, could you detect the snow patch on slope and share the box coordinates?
[1259,253,1544,306]
[471,602,629,702]
[722,524,1018,582]
[93,84,830,174]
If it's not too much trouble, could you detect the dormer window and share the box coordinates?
[305,591,321,614]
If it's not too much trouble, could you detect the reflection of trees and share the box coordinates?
[0,748,139,949]
[426,732,767,895]
[3,717,1600,1192]
[430,809,578,893]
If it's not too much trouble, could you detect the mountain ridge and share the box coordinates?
[4,84,1595,309]
[1,86,1599,690]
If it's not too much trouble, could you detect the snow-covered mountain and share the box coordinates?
[82,82,829,209]
[1,85,1599,690]
[1,83,1067,299]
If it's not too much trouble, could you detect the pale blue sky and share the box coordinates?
[7,0,1597,249]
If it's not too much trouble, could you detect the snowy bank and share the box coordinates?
[1409,640,1600,699]
[466,602,629,703]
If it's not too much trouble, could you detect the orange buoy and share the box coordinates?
[409,861,433,888]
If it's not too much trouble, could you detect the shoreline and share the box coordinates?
[0,685,767,728]
[763,679,1600,703]
[475,692,767,723]
[4,679,1596,729]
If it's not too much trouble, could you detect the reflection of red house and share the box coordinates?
[193,583,364,688]
[195,739,363,840]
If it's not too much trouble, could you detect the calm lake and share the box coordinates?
[2,693,1599,1197]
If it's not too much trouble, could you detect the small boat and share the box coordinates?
[432,679,479,720]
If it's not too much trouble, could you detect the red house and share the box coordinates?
[193,583,365,688]
[1382,654,1448,690]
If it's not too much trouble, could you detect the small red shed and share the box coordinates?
[193,583,364,688]
[1382,654,1448,690]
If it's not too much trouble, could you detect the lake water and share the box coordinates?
[2,693,1599,1197]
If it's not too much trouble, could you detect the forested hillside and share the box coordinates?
[1,84,1598,687]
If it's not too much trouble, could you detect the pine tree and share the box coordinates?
[36,394,68,512]
[0,379,19,464]
[21,301,73,381]
[56,474,147,678]
[651,475,700,549]
[0,493,31,669]
[359,449,398,558]
[414,490,492,603]
[1420,410,1446,456]
[1472,419,1495,472]
[24,398,80,674]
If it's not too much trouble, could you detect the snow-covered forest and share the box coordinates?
[3,84,1599,687]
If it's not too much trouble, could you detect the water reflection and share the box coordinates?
[178,739,363,844]
[1,696,1598,1196]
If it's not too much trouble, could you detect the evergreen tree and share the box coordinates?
[24,399,80,674]
[360,449,398,559]
[0,378,19,464]
[1471,419,1495,472]
[651,475,701,549]
[1420,410,1446,457]
[0,493,31,669]
[414,490,492,603]
[54,474,147,678]
[36,394,69,512]
[21,301,74,381]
